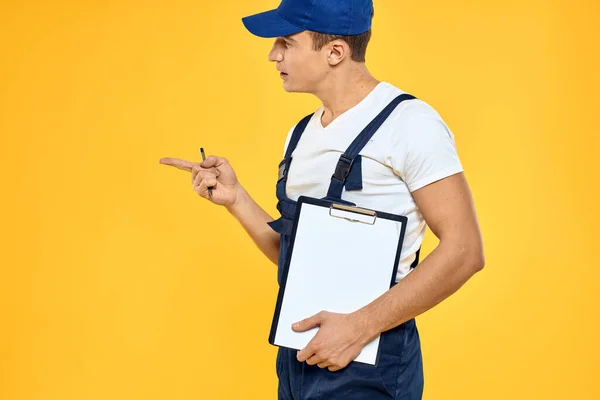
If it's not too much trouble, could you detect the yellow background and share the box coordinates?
[1,0,598,399]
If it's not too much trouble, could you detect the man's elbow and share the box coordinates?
[441,235,485,273]
[466,247,485,273]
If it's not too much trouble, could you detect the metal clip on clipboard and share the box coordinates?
[328,203,377,225]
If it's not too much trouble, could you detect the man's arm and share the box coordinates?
[293,171,485,371]
[227,186,281,266]
[159,155,281,266]
[355,171,485,337]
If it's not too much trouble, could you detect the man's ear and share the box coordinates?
[326,40,349,66]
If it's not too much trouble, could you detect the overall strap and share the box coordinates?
[410,248,420,269]
[268,113,314,236]
[326,93,416,200]
[284,113,313,159]
[277,113,314,184]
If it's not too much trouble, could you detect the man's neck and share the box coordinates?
[314,66,380,128]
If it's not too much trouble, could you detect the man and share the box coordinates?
[160,0,485,398]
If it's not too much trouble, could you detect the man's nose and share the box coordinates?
[268,40,284,62]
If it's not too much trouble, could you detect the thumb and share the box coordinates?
[293,311,326,332]
[200,155,226,169]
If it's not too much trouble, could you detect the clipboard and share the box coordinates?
[268,195,408,366]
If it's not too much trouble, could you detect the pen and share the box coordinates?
[200,147,213,198]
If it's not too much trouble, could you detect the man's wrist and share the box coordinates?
[353,307,382,346]
[226,185,249,216]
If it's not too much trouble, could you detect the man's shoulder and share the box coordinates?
[367,81,443,124]
[376,85,454,145]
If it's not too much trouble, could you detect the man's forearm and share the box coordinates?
[356,241,485,343]
[226,186,281,265]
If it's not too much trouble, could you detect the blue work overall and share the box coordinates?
[267,94,424,400]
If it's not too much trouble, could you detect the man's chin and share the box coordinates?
[282,81,293,92]
[282,81,304,93]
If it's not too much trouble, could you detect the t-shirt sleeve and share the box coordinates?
[389,112,464,192]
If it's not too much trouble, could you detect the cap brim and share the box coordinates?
[241,9,304,38]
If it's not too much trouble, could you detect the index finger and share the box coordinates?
[297,339,318,362]
[159,157,194,172]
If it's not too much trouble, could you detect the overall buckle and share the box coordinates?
[332,154,353,182]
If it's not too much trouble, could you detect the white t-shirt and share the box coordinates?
[282,81,464,282]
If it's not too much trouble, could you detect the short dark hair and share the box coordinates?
[309,29,372,62]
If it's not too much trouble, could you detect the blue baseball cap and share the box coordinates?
[241,0,373,38]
